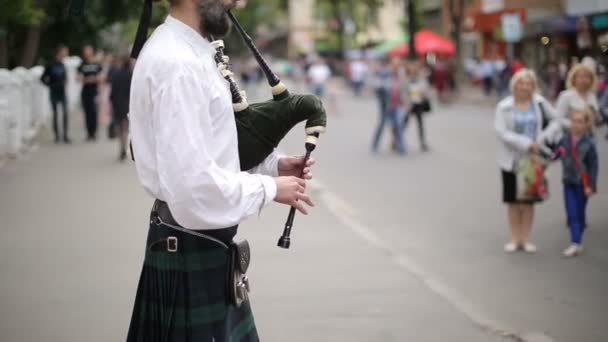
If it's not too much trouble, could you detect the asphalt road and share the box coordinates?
[0,81,606,342]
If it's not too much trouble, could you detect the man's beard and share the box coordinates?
[199,0,231,38]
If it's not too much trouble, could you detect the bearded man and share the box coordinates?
[126,1,315,341]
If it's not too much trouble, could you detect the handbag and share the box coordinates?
[515,155,549,202]
[419,98,431,113]
[570,133,591,190]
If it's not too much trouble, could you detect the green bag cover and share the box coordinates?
[237,91,327,170]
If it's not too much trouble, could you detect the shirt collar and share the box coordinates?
[164,15,216,56]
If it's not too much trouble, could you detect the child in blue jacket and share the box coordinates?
[556,109,599,257]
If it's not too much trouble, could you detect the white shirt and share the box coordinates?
[555,88,599,121]
[350,61,367,82]
[494,94,561,172]
[307,63,331,85]
[129,15,278,230]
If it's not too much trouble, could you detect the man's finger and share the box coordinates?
[303,172,312,180]
[292,201,308,215]
[296,192,314,207]
[305,158,316,167]
[291,155,305,164]
[297,184,305,193]
[295,177,306,187]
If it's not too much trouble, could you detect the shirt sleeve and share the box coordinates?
[153,73,276,229]
[537,97,565,145]
[247,149,283,177]
[586,142,599,191]
[555,92,575,122]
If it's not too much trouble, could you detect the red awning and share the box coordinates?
[387,30,455,57]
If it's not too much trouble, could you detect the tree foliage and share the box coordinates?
[314,0,384,55]
[2,0,291,68]
[2,0,145,67]
[0,0,45,26]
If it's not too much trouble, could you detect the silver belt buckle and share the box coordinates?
[167,236,178,252]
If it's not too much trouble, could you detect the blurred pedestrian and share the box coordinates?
[307,57,331,98]
[106,55,123,139]
[496,59,511,98]
[600,77,608,140]
[372,58,391,124]
[558,58,569,92]
[494,69,561,253]
[545,61,561,101]
[99,52,115,139]
[480,57,495,96]
[432,58,449,103]
[372,57,406,155]
[77,45,102,141]
[553,109,598,257]
[108,56,133,161]
[404,59,431,152]
[511,59,525,75]
[555,63,600,129]
[349,58,368,96]
[41,44,70,144]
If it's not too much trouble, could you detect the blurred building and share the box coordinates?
[287,0,315,58]
[288,0,450,56]
[462,0,608,68]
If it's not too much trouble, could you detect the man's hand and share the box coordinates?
[274,176,314,214]
[278,156,315,180]
[585,187,594,197]
[528,143,541,154]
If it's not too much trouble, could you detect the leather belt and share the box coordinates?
[149,200,238,251]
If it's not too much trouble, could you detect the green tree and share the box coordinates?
[2,0,291,68]
[315,0,384,57]
[224,0,289,56]
[128,0,289,56]
[1,0,141,68]
[0,0,45,67]
[448,0,466,87]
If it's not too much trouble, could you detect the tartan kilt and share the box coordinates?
[126,219,259,342]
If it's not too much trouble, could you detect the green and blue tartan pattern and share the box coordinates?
[127,223,259,342]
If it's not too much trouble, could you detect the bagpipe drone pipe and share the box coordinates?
[216,11,328,248]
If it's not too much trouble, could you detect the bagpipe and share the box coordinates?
[68,0,328,249]
[213,11,327,248]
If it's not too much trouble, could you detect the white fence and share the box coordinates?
[0,56,81,159]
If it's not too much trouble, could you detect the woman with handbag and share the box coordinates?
[494,69,561,253]
[404,59,432,152]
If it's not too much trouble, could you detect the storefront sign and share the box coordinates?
[591,14,608,29]
[565,0,608,16]
[501,13,523,43]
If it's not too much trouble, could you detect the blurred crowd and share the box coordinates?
[494,62,605,258]
[40,44,134,161]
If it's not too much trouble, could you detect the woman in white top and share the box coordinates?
[404,59,431,151]
[555,63,599,126]
[494,69,560,253]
